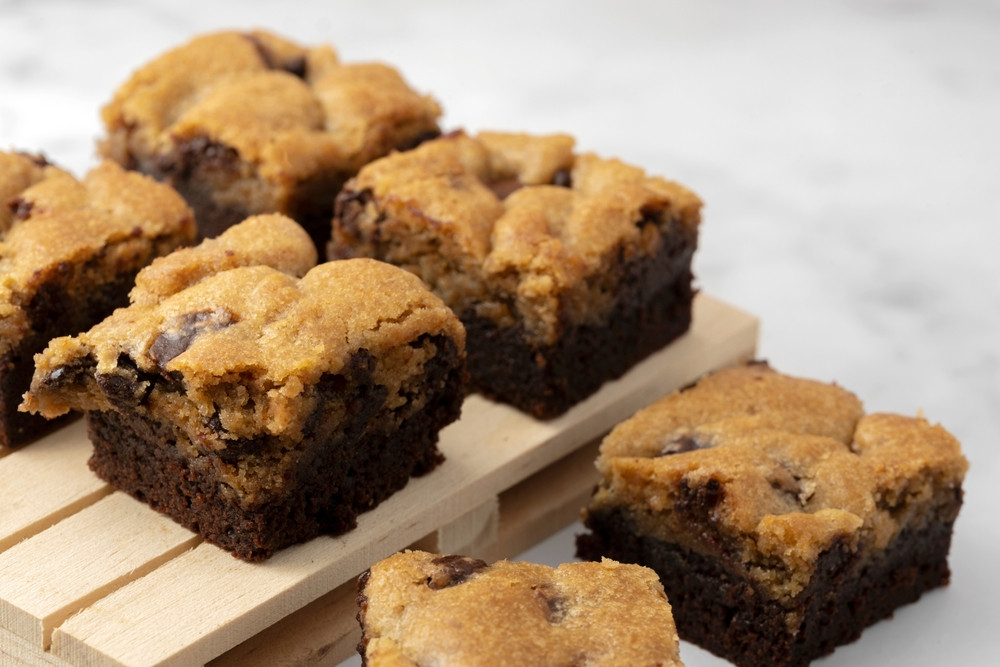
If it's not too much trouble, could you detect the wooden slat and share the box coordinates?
[0,421,110,553]
[2,293,757,667]
[1,625,73,667]
[415,496,501,557]
[0,493,201,650]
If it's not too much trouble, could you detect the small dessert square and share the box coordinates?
[0,151,195,450]
[357,550,684,666]
[99,29,442,251]
[330,130,702,418]
[576,361,969,667]
[21,215,466,561]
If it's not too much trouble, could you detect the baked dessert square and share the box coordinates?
[21,215,466,561]
[576,361,969,667]
[99,29,442,251]
[330,130,702,418]
[0,151,195,450]
[357,550,684,666]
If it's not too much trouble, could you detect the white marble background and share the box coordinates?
[1,0,998,664]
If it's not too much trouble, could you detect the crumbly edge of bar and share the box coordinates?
[85,335,463,560]
[576,495,960,667]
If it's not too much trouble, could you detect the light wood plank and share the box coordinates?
[0,493,201,649]
[209,578,361,667]
[0,421,110,553]
[412,496,500,557]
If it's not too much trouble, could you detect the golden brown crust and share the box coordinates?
[0,153,195,354]
[588,362,969,601]
[129,213,316,306]
[99,30,441,198]
[23,218,464,454]
[360,550,684,666]
[332,130,702,345]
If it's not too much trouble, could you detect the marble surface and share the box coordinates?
[1,0,997,664]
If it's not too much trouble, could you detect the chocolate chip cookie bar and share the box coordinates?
[576,361,969,666]
[0,151,195,450]
[22,215,466,560]
[357,550,684,666]
[100,30,442,251]
[330,130,701,418]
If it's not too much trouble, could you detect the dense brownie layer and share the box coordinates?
[86,338,461,561]
[462,223,695,417]
[577,499,960,667]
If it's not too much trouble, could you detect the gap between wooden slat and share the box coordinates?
[0,421,110,554]
[0,492,202,650]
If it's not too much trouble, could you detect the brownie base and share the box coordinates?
[576,503,960,667]
[464,227,697,419]
[0,266,141,450]
[85,338,463,561]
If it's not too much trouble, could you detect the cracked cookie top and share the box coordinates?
[590,361,968,601]
[359,550,683,667]
[22,215,464,453]
[331,130,702,345]
[0,152,195,354]
[99,30,442,183]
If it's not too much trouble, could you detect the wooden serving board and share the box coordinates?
[0,294,757,667]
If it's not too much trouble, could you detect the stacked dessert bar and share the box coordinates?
[2,26,968,667]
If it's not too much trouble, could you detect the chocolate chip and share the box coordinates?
[551,168,572,188]
[660,434,710,456]
[156,136,239,178]
[426,554,488,589]
[207,412,225,434]
[532,584,569,623]
[244,33,307,78]
[637,207,663,229]
[7,196,33,220]
[95,355,154,409]
[150,308,234,366]
[697,478,723,508]
[43,357,96,389]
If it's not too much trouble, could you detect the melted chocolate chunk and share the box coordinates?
[244,33,307,78]
[150,308,235,366]
[95,355,155,409]
[660,434,710,456]
[533,583,569,623]
[427,554,488,589]
[44,357,96,390]
[7,196,33,220]
[156,136,240,179]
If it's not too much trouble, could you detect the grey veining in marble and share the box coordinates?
[1,1,998,664]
